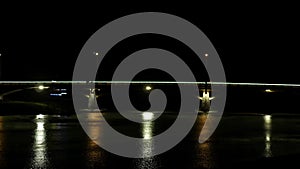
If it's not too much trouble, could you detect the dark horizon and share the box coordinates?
[1,3,299,84]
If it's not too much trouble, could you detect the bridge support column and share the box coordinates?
[88,88,97,110]
[198,82,214,112]
[200,91,211,112]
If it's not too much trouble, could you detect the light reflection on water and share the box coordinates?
[0,116,4,151]
[85,113,105,168]
[29,114,50,168]
[263,115,272,157]
[86,113,102,140]
[0,112,299,168]
[142,112,154,140]
[198,142,214,169]
[135,112,159,169]
[86,138,104,168]
[0,116,7,167]
[83,112,160,168]
[196,113,217,169]
[141,112,154,158]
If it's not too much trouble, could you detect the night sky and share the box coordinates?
[1,3,299,83]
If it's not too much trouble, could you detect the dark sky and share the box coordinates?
[1,3,299,83]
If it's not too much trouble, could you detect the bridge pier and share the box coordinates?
[87,88,97,110]
[199,91,211,112]
[198,82,214,112]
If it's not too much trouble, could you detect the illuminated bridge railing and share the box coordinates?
[1,81,300,87]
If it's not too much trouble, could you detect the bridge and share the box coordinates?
[1,81,300,113]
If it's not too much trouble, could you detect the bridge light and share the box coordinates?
[265,89,273,93]
[38,85,45,90]
[37,85,49,90]
[142,112,154,121]
[145,86,152,91]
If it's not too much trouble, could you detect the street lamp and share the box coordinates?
[204,53,208,69]
[38,85,47,90]
[145,85,152,91]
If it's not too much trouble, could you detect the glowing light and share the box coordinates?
[50,93,62,96]
[264,115,271,124]
[37,85,49,90]
[204,53,209,57]
[145,86,152,91]
[265,89,273,93]
[36,114,45,119]
[198,91,214,101]
[266,133,271,142]
[37,121,45,131]
[142,112,154,121]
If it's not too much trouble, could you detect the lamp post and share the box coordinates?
[204,53,209,94]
